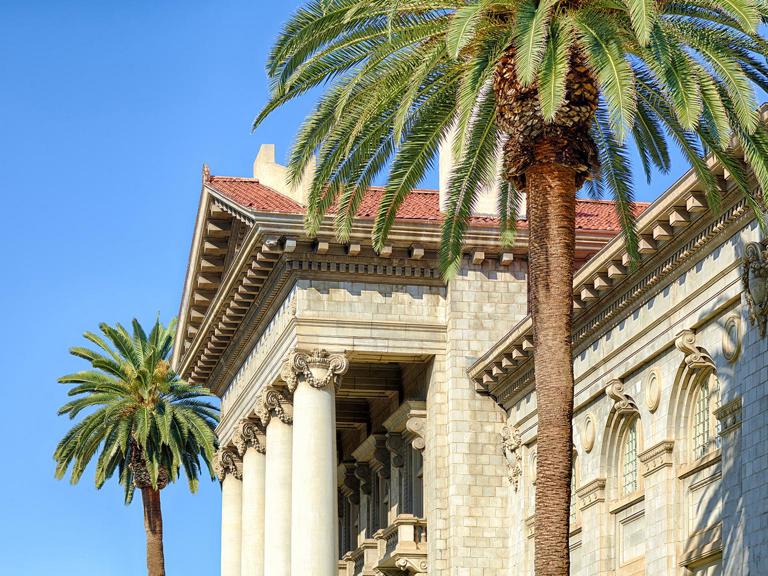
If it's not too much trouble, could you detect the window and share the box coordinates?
[622,419,639,496]
[692,375,721,460]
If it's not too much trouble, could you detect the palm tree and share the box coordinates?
[54,318,219,576]
[254,1,768,573]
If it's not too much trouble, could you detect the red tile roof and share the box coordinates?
[207,176,648,233]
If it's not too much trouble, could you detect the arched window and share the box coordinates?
[621,418,640,496]
[691,374,721,460]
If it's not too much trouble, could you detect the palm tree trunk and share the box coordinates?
[141,487,166,576]
[527,152,577,576]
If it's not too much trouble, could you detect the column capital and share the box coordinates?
[257,386,294,426]
[233,418,266,456]
[281,349,349,393]
[215,447,242,481]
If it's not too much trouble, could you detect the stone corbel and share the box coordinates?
[370,436,391,480]
[639,440,674,477]
[385,433,405,468]
[233,417,266,456]
[605,379,639,416]
[675,329,715,371]
[742,240,768,337]
[257,385,293,426]
[714,397,743,435]
[338,462,360,505]
[214,447,242,481]
[501,425,523,491]
[355,462,373,496]
[405,414,427,452]
[280,349,349,393]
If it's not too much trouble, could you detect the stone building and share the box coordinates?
[172,141,768,576]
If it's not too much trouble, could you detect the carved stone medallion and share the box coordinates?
[582,413,596,454]
[644,368,662,413]
[722,315,742,363]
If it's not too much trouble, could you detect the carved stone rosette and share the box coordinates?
[675,329,715,371]
[257,386,293,426]
[233,418,266,456]
[605,379,639,416]
[281,349,349,392]
[501,425,523,491]
[214,447,242,481]
[743,240,768,337]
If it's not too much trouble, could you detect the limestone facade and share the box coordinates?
[175,147,768,575]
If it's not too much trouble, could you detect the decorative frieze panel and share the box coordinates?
[714,397,743,436]
[576,478,606,511]
[501,426,523,491]
[639,440,674,477]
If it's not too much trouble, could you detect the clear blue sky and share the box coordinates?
[0,1,692,575]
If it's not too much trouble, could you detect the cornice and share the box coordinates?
[471,185,755,407]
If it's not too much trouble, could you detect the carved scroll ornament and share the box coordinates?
[743,241,768,337]
[605,379,639,416]
[258,386,293,426]
[675,329,715,371]
[233,418,266,456]
[281,349,349,392]
[501,425,523,491]
[214,447,242,481]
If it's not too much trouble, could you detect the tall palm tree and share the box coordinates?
[54,318,219,576]
[254,1,768,573]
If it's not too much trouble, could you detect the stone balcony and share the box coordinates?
[338,515,428,576]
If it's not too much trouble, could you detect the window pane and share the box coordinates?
[622,421,638,495]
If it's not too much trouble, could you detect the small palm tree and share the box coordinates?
[255,1,768,573]
[54,318,219,576]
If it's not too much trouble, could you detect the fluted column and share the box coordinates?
[258,387,294,576]
[216,448,243,576]
[234,419,267,576]
[283,349,349,576]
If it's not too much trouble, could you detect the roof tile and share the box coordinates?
[207,175,648,233]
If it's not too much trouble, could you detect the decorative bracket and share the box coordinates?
[385,433,405,468]
[605,379,639,416]
[675,329,715,371]
[501,425,523,491]
[743,240,768,337]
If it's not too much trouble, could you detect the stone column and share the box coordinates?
[283,349,349,576]
[216,448,243,576]
[234,419,267,576]
[258,387,294,576]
